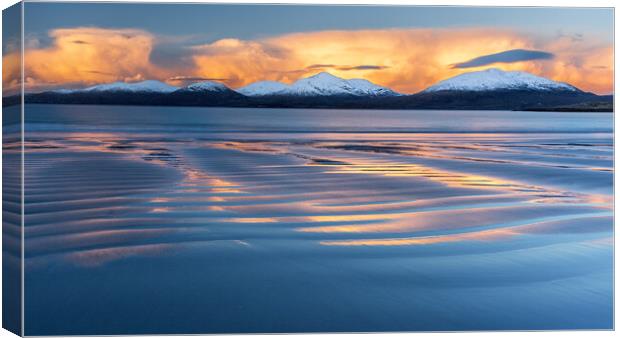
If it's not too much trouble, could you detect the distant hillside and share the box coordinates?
[523,100,613,112]
[4,69,614,111]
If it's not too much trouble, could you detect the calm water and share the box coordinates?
[14,104,613,334]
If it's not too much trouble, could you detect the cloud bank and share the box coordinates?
[3,27,613,95]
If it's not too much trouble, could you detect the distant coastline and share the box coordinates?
[6,90,612,112]
[5,70,614,112]
[522,101,613,112]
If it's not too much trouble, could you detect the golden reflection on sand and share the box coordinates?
[227,217,279,223]
[24,133,612,266]
[299,214,388,223]
[327,163,540,193]
[210,141,283,154]
[319,214,612,246]
[321,227,519,246]
[151,207,172,213]
[211,187,244,193]
[208,196,227,202]
[585,194,614,207]
[150,197,172,203]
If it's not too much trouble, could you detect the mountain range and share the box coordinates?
[8,68,612,111]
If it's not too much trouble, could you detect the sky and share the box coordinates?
[2,3,614,94]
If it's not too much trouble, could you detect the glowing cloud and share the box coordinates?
[16,27,179,92]
[193,28,612,94]
[8,26,614,95]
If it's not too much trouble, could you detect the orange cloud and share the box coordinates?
[15,27,179,93]
[2,51,21,95]
[7,27,614,95]
[264,28,532,93]
[193,28,613,94]
[191,38,302,88]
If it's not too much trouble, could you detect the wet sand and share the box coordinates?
[21,105,613,334]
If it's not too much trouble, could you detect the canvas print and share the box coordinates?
[1,2,614,335]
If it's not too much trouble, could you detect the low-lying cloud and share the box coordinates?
[338,65,389,71]
[167,75,229,86]
[453,49,555,68]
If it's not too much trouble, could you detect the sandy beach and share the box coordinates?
[20,104,613,334]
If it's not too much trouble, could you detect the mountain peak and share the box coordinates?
[236,73,400,97]
[306,72,341,80]
[423,68,579,93]
[237,81,289,96]
[182,81,229,92]
[293,72,349,91]
[80,80,179,93]
[482,67,504,73]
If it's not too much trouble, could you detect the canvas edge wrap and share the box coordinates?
[2,1,24,336]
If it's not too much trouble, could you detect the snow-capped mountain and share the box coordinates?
[168,80,246,106]
[80,80,179,93]
[23,70,607,111]
[237,72,401,97]
[178,81,230,92]
[423,68,579,93]
[172,80,242,97]
[37,79,245,107]
[344,78,400,97]
[237,81,290,96]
